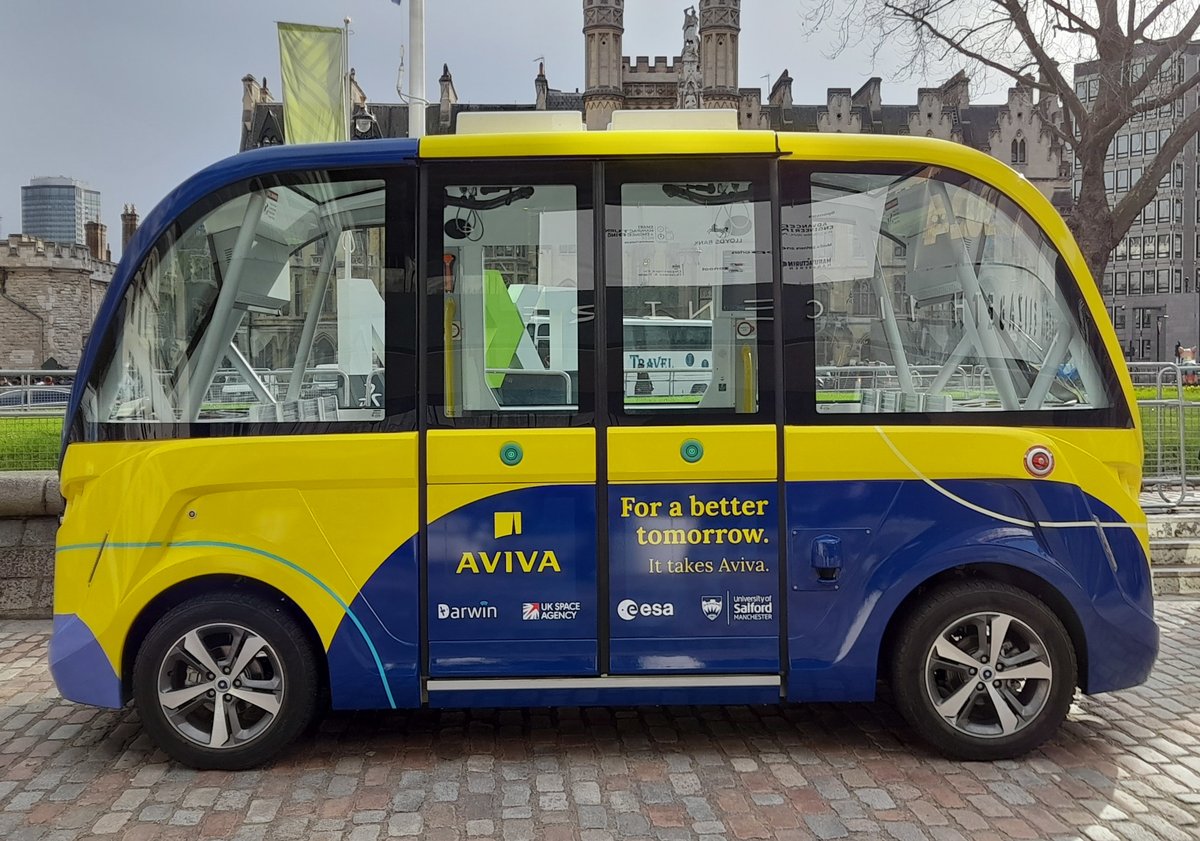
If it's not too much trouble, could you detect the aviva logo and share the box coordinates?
[455,511,562,574]
[494,512,523,539]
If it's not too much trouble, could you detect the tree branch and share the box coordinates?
[995,0,1089,127]
[882,1,1053,93]
[1093,68,1200,140]
[1041,0,1099,36]
[1128,5,1200,101]
[1134,0,1191,39]
[1133,68,1200,112]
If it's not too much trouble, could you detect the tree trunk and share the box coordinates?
[1067,173,1117,286]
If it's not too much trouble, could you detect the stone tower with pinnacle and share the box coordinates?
[699,0,740,110]
[582,0,626,130]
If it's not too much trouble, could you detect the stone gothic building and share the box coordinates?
[238,0,1070,208]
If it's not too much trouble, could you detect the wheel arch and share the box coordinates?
[876,562,1089,692]
[120,574,330,705]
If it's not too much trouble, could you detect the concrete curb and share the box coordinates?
[0,470,63,517]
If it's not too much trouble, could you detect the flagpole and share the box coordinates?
[408,0,425,138]
[343,17,352,140]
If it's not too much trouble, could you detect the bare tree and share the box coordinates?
[803,0,1200,283]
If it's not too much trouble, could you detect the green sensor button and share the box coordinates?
[500,442,523,466]
[680,439,704,463]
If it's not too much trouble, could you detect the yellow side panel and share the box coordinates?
[426,429,595,485]
[56,434,419,672]
[608,425,776,483]
[420,130,777,160]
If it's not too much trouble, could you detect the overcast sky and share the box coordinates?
[0,0,979,257]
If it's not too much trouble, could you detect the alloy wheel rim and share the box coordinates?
[156,623,284,750]
[923,610,1053,739]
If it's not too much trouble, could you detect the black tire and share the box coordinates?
[890,580,1077,761]
[132,591,319,770]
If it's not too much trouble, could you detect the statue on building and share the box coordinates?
[678,6,701,108]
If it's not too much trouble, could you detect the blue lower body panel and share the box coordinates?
[48,614,123,708]
[783,478,1158,702]
[428,639,597,677]
[609,636,779,674]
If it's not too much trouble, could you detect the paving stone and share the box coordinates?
[0,603,1192,839]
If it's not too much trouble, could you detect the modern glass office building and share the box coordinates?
[21,177,101,246]
[1075,43,1200,361]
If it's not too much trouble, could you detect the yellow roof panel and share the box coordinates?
[419,130,778,159]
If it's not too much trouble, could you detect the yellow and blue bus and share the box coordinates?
[49,112,1156,769]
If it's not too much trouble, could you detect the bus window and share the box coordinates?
[434,172,591,419]
[93,174,388,425]
[784,166,1116,415]
[606,161,773,417]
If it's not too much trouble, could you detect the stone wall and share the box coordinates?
[0,235,114,368]
[0,472,61,618]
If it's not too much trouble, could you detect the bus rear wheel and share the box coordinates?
[132,592,318,770]
[891,580,1077,761]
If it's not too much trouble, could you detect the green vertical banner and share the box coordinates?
[278,22,347,144]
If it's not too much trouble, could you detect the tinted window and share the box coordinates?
[425,160,594,427]
[781,165,1117,418]
[93,173,392,426]
[605,159,773,420]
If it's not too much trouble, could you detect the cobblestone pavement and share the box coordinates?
[0,602,1197,841]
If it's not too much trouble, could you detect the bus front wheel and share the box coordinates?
[132,592,319,770]
[891,580,1077,760]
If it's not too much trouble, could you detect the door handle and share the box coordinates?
[811,535,842,583]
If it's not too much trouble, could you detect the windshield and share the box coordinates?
[92,175,386,424]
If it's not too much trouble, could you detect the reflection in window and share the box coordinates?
[613,178,771,414]
[791,169,1111,413]
[95,176,386,424]
[441,184,582,415]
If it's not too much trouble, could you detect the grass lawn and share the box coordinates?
[0,416,63,471]
[1133,385,1200,402]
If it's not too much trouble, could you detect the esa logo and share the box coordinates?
[616,599,675,620]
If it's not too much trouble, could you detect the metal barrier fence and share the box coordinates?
[1129,362,1200,510]
[5,366,1200,510]
[0,371,71,471]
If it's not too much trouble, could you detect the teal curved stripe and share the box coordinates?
[58,538,397,709]
[167,540,396,709]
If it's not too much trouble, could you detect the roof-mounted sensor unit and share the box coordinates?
[455,112,585,135]
[608,109,740,131]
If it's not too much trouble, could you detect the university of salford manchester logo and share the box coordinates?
[701,595,723,621]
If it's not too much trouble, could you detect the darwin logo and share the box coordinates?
[436,601,498,620]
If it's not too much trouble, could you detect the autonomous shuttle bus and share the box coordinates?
[50,111,1155,768]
